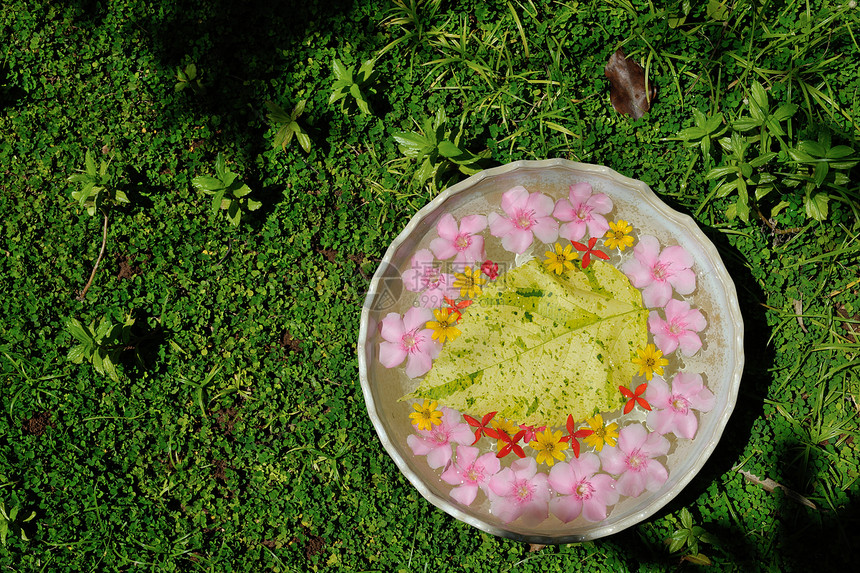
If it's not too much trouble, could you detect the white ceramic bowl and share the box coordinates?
[357,160,744,543]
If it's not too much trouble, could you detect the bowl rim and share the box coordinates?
[357,159,745,543]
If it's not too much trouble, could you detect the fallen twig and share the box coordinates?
[77,210,109,301]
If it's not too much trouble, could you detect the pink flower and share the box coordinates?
[488,186,559,254]
[401,249,458,308]
[548,452,619,523]
[440,445,501,505]
[645,373,716,439]
[429,213,488,268]
[621,235,696,308]
[553,182,613,241]
[599,424,669,498]
[487,457,550,524]
[378,307,441,378]
[648,299,707,356]
[407,407,474,469]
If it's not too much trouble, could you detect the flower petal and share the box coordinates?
[449,423,477,446]
[526,191,555,217]
[547,462,577,494]
[450,484,479,506]
[459,214,488,235]
[642,281,673,308]
[585,216,611,239]
[407,434,433,456]
[489,493,523,524]
[672,411,698,439]
[639,431,670,459]
[531,216,560,244]
[380,312,405,343]
[488,468,515,497]
[668,268,697,295]
[429,236,458,260]
[425,443,453,469]
[435,213,459,240]
[599,445,625,475]
[488,212,515,237]
[617,424,649,453]
[633,235,661,268]
[617,469,647,498]
[501,186,530,215]
[644,459,669,491]
[659,245,694,270]
[401,268,423,292]
[405,350,433,378]
[646,408,677,435]
[403,307,433,332]
[550,495,583,523]
[621,258,652,289]
[558,219,587,242]
[552,197,576,222]
[676,331,703,356]
[587,192,613,214]
[461,235,486,265]
[378,341,407,368]
[501,228,534,254]
[644,375,671,408]
[440,463,463,485]
[454,445,479,469]
[590,474,620,508]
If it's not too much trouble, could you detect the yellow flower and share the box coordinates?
[543,243,578,274]
[632,343,669,380]
[453,266,486,298]
[529,429,569,466]
[426,308,461,344]
[604,219,635,251]
[582,414,619,452]
[409,399,443,431]
[491,416,520,452]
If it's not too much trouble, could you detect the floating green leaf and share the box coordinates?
[403,259,648,426]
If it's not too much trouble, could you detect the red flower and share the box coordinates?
[463,411,500,445]
[570,237,610,269]
[620,383,651,414]
[558,414,594,458]
[481,259,499,279]
[497,429,527,459]
[443,295,473,320]
[517,423,546,443]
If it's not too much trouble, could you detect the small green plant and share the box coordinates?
[0,496,36,546]
[175,63,205,94]
[265,100,311,153]
[666,508,716,565]
[329,58,377,115]
[676,109,726,169]
[686,81,858,224]
[66,313,136,383]
[67,149,129,217]
[785,130,858,221]
[392,108,489,192]
[378,0,443,57]
[731,82,797,155]
[705,131,779,223]
[67,149,129,300]
[192,153,261,226]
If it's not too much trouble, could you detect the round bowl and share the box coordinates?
[357,159,744,543]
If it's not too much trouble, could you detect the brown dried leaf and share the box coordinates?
[604,49,656,119]
[738,470,817,509]
[793,298,807,333]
